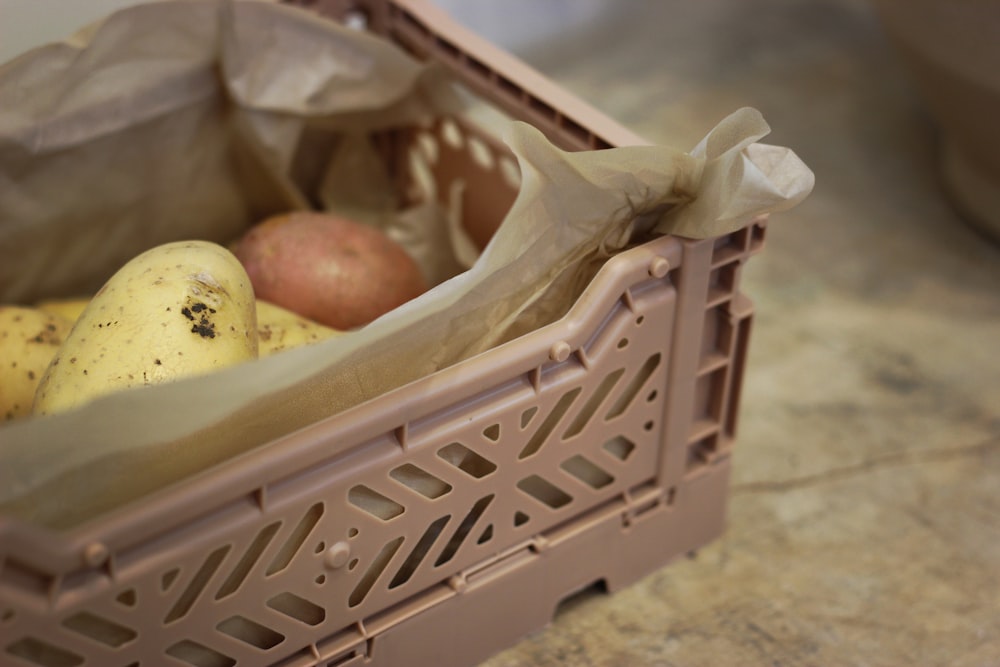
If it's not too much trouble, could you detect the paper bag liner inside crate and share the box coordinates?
[0,0,813,528]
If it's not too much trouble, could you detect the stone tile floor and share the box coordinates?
[451,1,1000,665]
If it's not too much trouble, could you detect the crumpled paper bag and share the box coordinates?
[0,0,813,528]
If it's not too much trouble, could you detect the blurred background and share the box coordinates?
[4,0,600,61]
[2,1,998,664]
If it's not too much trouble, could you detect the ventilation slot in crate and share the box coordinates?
[725,313,753,438]
[165,545,231,624]
[707,263,739,307]
[700,307,734,372]
[602,436,637,461]
[390,464,452,499]
[115,588,137,607]
[560,455,615,490]
[61,611,137,648]
[349,486,405,521]
[5,637,84,667]
[693,366,728,426]
[437,443,496,478]
[266,503,324,575]
[687,433,720,473]
[216,615,285,650]
[563,369,625,439]
[517,475,573,510]
[518,387,582,459]
[162,567,180,591]
[166,639,235,667]
[435,495,494,567]
[605,354,661,420]
[712,227,751,266]
[482,423,501,442]
[216,521,282,599]
[389,516,450,589]
[349,538,404,607]
[267,592,325,626]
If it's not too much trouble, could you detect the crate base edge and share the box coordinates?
[311,459,731,667]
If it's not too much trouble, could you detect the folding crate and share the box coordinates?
[0,1,769,665]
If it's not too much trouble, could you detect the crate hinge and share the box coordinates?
[621,483,667,528]
[454,537,542,591]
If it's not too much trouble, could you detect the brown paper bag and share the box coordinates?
[0,0,813,528]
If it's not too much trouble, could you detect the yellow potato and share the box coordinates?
[0,306,73,421]
[256,299,342,357]
[34,241,259,416]
[36,296,91,323]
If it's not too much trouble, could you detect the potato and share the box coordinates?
[232,211,427,330]
[34,241,258,416]
[256,299,342,357]
[33,296,340,357]
[0,306,73,421]
[36,296,91,323]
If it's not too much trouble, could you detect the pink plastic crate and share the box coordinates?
[0,1,771,665]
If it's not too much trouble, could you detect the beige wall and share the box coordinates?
[0,0,150,62]
[0,0,607,64]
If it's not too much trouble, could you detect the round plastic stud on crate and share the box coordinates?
[648,256,670,278]
[549,340,572,362]
[83,542,109,568]
[325,542,353,569]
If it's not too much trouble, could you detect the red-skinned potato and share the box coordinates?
[232,212,427,330]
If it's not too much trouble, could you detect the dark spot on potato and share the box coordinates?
[154,358,162,365]
[27,370,35,380]
[46,323,56,332]
[33,334,43,343]
[70,357,77,363]
[166,307,172,312]
[83,369,88,375]
[181,307,194,321]
[10,361,16,368]
[192,319,216,339]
